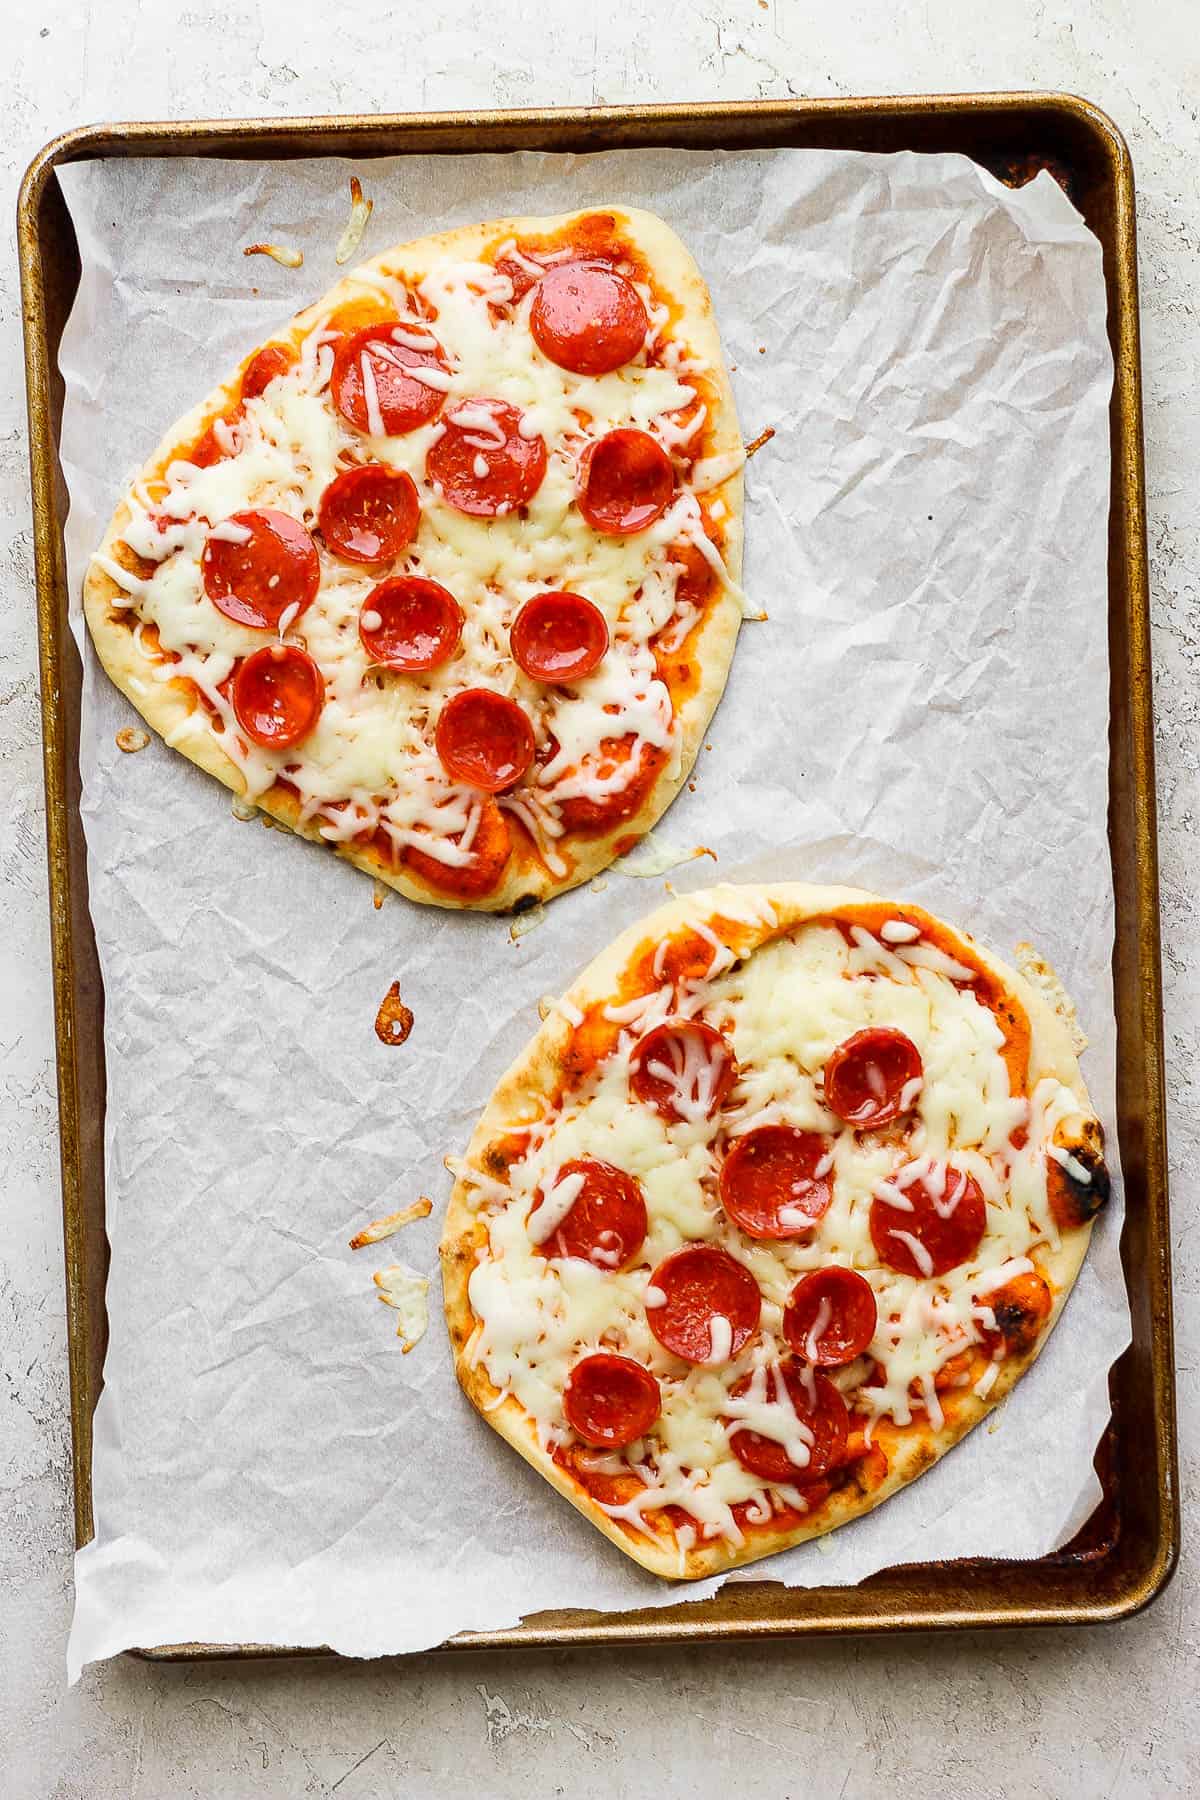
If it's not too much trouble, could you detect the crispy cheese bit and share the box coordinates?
[374,981,414,1045]
[744,425,775,459]
[115,726,150,753]
[508,904,546,943]
[230,795,258,822]
[373,1262,429,1351]
[243,242,304,268]
[335,176,374,266]
[372,879,387,911]
[350,1196,433,1250]
[617,838,717,879]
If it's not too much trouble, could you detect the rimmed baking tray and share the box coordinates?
[18,93,1178,1654]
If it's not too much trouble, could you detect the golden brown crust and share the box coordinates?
[440,881,1104,1579]
[83,207,744,912]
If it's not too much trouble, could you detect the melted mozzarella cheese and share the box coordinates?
[98,237,739,869]
[373,1261,430,1351]
[463,912,1094,1542]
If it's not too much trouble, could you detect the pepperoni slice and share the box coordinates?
[977,1269,1053,1359]
[628,1020,737,1126]
[318,465,420,564]
[188,421,234,468]
[426,399,547,517]
[719,1127,835,1240]
[201,509,320,631]
[645,1244,760,1365]
[726,1363,849,1483]
[528,1158,647,1268]
[359,577,462,673]
[240,343,296,401]
[435,688,535,792]
[493,249,543,304]
[783,1268,878,1367]
[554,736,669,836]
[509,591,609,684]
[563,1352,661,1448]
[869,1164,987,1278]
[529,262,650,376]
[824,1028,923,1129]
[232,644,324,750]
[404,796,512,899]
[577,428,674,535]
[331,324,449,437]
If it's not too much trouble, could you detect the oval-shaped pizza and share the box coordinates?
[84,208,745,910]
[441,883,1111,1578]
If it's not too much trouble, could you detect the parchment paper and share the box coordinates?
[55,146,1124,1678]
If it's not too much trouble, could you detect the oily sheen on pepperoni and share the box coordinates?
[576,428,674,534]
[529,262,649,376]
[783,1267,878,1367]
[563,1352,661,1448]
[331,324,448,437]
[719,1126,834,1240]
[360,577,463,672]
[318,464,420,564]
[427,400,547,517]
[824,1028,923,1129]
[240,343,296,402]
[531,1159,647,1268]
[509,591,609,683]
[870,1165,987,1278]
[628,1019,737,1125]
[232,644,324,749]
[645,1244,760,1365]
[435,688,535,792]
[201,509,320,631]
[726,1363,849,1483]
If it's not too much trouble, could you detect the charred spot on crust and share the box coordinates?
[992,1299,1039,1358]
[482,1142,510,1179]
[481,1129,532,1179]
[987,1271,1053,1359]
[510,892,540,915]
[908,1441,937,1476]
[1047,1115,1111,1230]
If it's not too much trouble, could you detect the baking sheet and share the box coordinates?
[55,145,1124,1678]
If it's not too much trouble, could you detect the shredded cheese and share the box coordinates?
[95,224,742,890]
[462,907,1098,1542]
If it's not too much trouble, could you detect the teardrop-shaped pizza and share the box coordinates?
[83,208,745,909]
[441,884,1110,1578]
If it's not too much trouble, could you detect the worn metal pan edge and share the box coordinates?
[17,92,1177,1661]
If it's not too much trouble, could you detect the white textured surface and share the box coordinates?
[1,2,1195,1795]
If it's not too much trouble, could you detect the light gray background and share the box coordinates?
[2,2,1195,1796]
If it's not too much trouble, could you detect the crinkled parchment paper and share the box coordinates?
[54,146,1123,1677]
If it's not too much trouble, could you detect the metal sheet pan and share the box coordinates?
[17,93,1178,1655]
